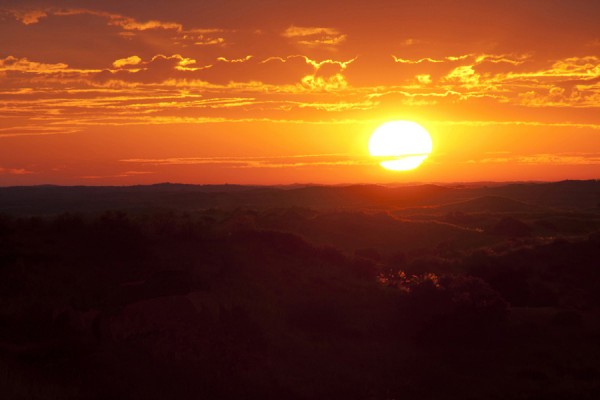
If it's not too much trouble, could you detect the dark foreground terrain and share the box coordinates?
[1,181,599,399]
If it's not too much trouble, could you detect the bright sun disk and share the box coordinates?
[368,121,433,171]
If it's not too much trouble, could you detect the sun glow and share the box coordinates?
[368,121,433,171]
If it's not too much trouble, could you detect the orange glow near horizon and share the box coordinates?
[0,1,599,185]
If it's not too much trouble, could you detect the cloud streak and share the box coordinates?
[121,154,375,169]
[468,153,600,166]
[0,166,32,175]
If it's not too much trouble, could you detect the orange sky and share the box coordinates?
[1,0,599,185]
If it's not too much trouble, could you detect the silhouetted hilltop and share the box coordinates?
[0,180,597,215]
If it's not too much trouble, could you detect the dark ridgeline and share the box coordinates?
[0,180,599,399]
[1,180,598,215]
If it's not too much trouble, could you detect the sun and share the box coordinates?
[368,121,433,171]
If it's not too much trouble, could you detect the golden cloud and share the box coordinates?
[0,55,69,73]
[3,47,599,139]
[474,54,529,65]
[9,9,48,25]
[94,54,212,84]
[301,74,348,91]
[388,53,598,107]
[392,55,470,64]
[217,56,253,63]
[283,26,341,38]
[443,65,481,86]
[435,120,600,130]
[416,74,432,84]
[282,26,347,47]
[52,9,183,31]
[193,37,225,46]
[178,29,227,47]
[8,6,230,48]
[112,56,142,69]
[9,7,231,51]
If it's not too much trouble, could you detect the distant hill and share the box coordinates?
[0,180,597,215]
[435,195,547,213]
[256,209,492,256]
[464,180,600,210]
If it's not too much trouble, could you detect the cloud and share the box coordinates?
[176,30,226,46]
[387,53,600,108]
[193,55,356,87]
[392,55,471,64]
[399,38,419,46]
[112,56,142,69]
[105,54,352,86]
[96,54,212,83]
[53,115,371,127]
[253,55,355,91]
[485,57,600,107]
[366,89,464,107]
[49,8,183,32]
[468,153,600,166]
[81,171,153,179]
[302,56,356,71]
[101,54,305,85]
[301,74,348,91]
[474,54,529,66]
[0,51,371,132]
[10,9,48,25]
[174,28,228,47]
[416,74,432,84]
[434,120,600,130]
[8,7,183,31]
[121,154,373,169]
[0,126,80,138]
[293,100,375,112]
[2,47,599,138]
[196,38,225,46]
[517,85,600,108]
[443,65,480,86]
[7,7,228,47]
[282,26,347,47]
[217,56,253,63]
[0,55,70,73]
[0,166,32,175]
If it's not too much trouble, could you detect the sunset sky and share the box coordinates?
[1,0,599,185]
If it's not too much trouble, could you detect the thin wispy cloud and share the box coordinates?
[0,166,33,175]
[121,154,375,169]
[468,153,600,165]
